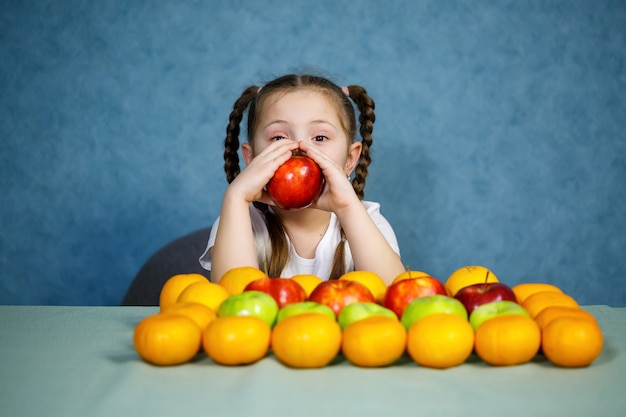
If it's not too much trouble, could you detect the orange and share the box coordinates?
[133,313,202,366]
[406,313,475,369]
[512,282,563,304]
[342,316,407,367]
[444,265,498,297]
[202,316,271,366]
[541,317,603,367]
[218,266,267,295]
[161,301,217,331]
[474,314,541,366]
[534,306,597,330]
[339,270,387,303]
[291,274,323,297]
[176,280,230,312]
[271,313,342,368]
[521,291,579,318]
[392,269,430,284]
[159,273,209,310]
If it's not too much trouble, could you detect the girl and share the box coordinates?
[200,74,405,285]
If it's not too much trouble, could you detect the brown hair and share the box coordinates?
[223,74,376,278]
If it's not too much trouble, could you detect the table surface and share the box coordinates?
[1,305,625,417]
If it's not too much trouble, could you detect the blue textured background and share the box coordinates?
[1,0,625,306]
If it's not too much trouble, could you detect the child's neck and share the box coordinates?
[274,207,332,259]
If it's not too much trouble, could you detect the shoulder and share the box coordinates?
[207,203,269,242]
[362,200,383,216]
[361,200,393,229]
[361,200,400,255]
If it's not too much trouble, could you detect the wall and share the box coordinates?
[1,0,625,306]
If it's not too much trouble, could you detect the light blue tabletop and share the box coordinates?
[0,305,624,417]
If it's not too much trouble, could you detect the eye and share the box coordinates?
[312,135,328,142]
[270,135,287,141]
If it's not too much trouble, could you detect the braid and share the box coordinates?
[224,86,260,183]
[254,202,289,277]
[328,229,347,280]
[346,85,375,200]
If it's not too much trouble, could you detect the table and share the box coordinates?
[1,305,624,417]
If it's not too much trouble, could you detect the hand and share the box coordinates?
[297,141,361,213]
[225,140,300,206]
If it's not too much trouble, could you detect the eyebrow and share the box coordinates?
[262,119,338,131]
[262,120,288,130]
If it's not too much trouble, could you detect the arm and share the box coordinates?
[209,193,258,282]
[336,202,404,285]
[299,141,405,285]
[210,140,299,282]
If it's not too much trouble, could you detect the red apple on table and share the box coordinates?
[454,282,518,316]
[244,278,307,309]
[308,280,375,317]
[266,151,324,210]
[382,276,447,319]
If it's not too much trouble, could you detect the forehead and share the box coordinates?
[259,89,339,119]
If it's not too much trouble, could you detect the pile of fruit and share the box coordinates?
[133,265,604,369]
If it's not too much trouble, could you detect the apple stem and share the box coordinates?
[405,265,411,278]
[485,271,490,284]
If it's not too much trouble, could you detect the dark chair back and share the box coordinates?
[121,227,211,306]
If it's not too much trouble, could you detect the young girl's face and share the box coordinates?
[247,89,359,174]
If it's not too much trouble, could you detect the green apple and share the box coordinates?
[276,301,336,323]
[401,294,468,330]
[217,290,279,327]
[469,300,530,331]
[337,302,398,330]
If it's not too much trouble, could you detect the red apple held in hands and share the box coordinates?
[308,280,375,317]
[266,152,324,210]
[454,282,518,316]
[382,276,447,319]
[244,278,307,309]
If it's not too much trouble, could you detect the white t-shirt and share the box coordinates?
[199,201,400,280]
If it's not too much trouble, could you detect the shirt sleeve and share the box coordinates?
[362,201,401,256]
[198,204,271,273]
[198,216,221,271]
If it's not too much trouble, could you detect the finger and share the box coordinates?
[261,140,299,157]
[249,143,297,174]
[302,149,346,182]
[297,142,333,167]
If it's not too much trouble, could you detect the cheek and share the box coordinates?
[250,136,275,155]
[323,148,349,167]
